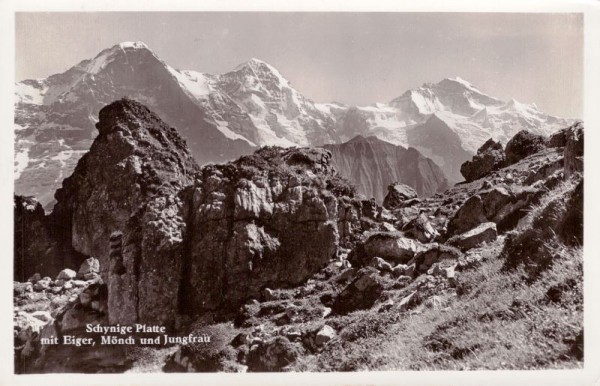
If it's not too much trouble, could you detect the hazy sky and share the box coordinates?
[15,12,583,118]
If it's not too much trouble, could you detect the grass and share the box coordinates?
[290,239,582,371]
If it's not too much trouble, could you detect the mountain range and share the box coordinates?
[15,41,573,207]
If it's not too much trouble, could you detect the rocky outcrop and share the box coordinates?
[447,185,542,237]
[382,182,418,210]
[324,136,449,202]
[564,122,583,178]
[21,98,374,328]
[51,98,199,326]
[183,146,356,315]
[460,139,506,182]
[14,195,83,282]
[505,130,547,165]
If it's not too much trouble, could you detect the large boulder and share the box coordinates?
[505,130,547,165]
[447,222,498,251]
[564,122,583,178]
[446,195,487,236]
[383,182,418,210]
[460,139,506,182]
[408,243,462,275]
[332,267,387,314]
[448,185,542,237]
[185,146,356,314]
[402,213,439,243]
[349,231,422,266]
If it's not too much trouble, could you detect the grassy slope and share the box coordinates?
[292,178,583,371]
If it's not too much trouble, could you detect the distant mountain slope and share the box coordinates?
[323,135,449,202]
[15,41,574,207]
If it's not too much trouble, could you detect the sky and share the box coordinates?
[15,12,583,118]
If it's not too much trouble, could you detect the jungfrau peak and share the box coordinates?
[15,42,574,208]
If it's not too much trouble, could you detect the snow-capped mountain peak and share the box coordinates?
[15,41,576,208]
[230,57,291,90]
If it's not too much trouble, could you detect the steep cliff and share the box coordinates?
[323,135,449,202]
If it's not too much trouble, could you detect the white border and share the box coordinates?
[1,1,599,385]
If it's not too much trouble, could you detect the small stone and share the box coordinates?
[447,222,498,251]
[398,291,418,311]
[379,299,394,312]
[33,279,51,292]
[56,268,77,281]
[285,330,302,342]
[72,280,87,288]
[370,256,393,272]
[285,306,298,319]
[315,325,336,346]
[391,264,407,278]
[262,288,276,301]
[27,273,41,284]
[77,257,100,279]
[231,332,248,347]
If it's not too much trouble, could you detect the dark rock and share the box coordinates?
[403,213,439,242]
[447,195,487,236]
[247,336,302,371]
[460,139,506,182]
[383,182,418,210]
[14,195,83,282]
[332,267,387,314]
[505,130,547,165]
[408,243,462,274]
[564,122,583,178]
[548,128,569,148]
[51,99,199,327]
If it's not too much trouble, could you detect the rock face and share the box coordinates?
[383,182,419,210]
[183,146,353,314]
[51,99,199,326]
[505,130,547,165]
[21,98,366,327]
[14,195,83,282]
[460,139,506,182]
[564,122,583,178]
[323,135,449,202]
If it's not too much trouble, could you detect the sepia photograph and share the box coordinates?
[3,1,600,384]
